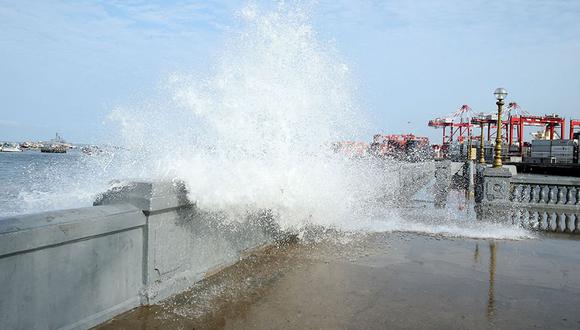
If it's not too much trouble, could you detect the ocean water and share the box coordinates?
[0,150,121,218]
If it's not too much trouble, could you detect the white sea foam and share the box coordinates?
[108,4,392,230]
[6,3,532,241]
[105,3,532,240]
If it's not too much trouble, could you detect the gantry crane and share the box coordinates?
[570,119,580,139]
[428,105,474,145]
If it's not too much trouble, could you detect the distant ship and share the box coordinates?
[40,133,71,153]
[41,145,67,153]
[0,143,22,152]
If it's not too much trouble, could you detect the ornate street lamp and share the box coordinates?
[493,88,508,168]
[479,120,485,164]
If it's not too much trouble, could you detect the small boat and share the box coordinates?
[41,145,67,153]
[1,143,22,152]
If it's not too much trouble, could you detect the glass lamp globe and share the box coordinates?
[493,87,508,100]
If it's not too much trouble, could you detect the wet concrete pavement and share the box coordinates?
[96,231,580,329]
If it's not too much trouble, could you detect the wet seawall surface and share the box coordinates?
[98,231,580,329]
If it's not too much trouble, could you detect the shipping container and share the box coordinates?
[551,146,574,152]
[532,147,551,151]
[551,139,575,146]
[530,152,551,157]
[551,152,573,157]
[531,140,552,146]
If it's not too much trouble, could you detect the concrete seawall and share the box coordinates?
[0,181,278,330]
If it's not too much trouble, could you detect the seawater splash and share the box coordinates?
[106,3,531,240]
[109,4,393,230]
[4,3,532,240]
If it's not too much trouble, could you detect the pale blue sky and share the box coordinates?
[1,0,579,143]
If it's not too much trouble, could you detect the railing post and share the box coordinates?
[476,167,513,222]
[434,160,451,208]
[465,160,475,198]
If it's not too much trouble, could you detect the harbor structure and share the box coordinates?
[429,97,579,168]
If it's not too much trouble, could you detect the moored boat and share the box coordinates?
[0,143,22,152]
[40,145,67,153]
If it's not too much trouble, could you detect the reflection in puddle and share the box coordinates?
[474,243,480,263]
[99,233,580,329]
[487,241,497,323]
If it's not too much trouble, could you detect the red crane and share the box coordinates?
[428,100,576,161]
[508,114,565,154]
[570,119,580,139]
[428,105,474,145]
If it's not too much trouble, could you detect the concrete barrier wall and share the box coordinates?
[0,181,277,330]
[0,204,145,330]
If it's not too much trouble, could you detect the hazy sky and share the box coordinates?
[1,0,579,143]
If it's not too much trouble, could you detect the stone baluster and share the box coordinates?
[510,184,518,202]
[551,212,557,231]
[555,213,562,232]
[518,184,525,202]
[523,210,530,227]
[565,187,574,205]
[538,211,545,230]
[520,185,529,203]
[530,185,539,203]
[514,209,522,226]
[576,188,580,205]
[528,211,537,229]
[556,187,566,205]
[548,186,556,204]
[564,214,573,233]
[539,185,548,203]
[575,215,580,234]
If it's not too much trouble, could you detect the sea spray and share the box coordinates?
[5,3,532,240]
[105,3,531,239]
[109,3,393,230]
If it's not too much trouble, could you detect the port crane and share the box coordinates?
[428,105,474,145]
[570,119,580,139]
[507,114,566,155]
[429,101,578,160]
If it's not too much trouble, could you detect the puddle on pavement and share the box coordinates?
[96,232,580,329]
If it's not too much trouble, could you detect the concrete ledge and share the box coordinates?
[94,181,191,213]
[0,204,144,257]
[511,174,580,186]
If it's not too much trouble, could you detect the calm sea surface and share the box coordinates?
[0,150,120,218]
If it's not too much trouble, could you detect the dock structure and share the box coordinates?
[430,102,579,166]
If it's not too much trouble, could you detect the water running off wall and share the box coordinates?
[7,3,531,240]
